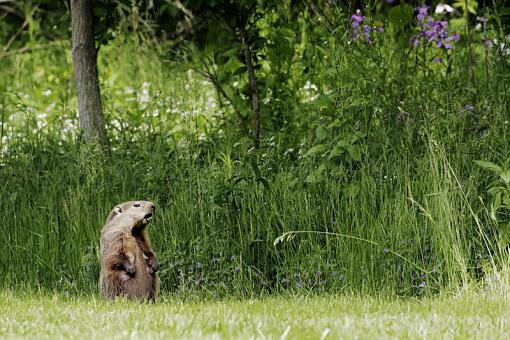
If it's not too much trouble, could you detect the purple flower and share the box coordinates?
[411,6,459,52]
[351,10,384,44]
[351,10,364,41]
[417,6,429,22]
[419,281,427,288]
[351,11,364,28]
[434,57,442,63]
[363,25,372,44]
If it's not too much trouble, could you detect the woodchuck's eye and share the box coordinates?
[133,203,140,207]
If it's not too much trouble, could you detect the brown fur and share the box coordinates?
[99,201,160,302]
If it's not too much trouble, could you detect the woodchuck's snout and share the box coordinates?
[99,200,160,302]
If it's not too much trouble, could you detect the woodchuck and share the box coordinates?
[99,201,160,302]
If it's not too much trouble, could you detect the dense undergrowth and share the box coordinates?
[1,2,510,298]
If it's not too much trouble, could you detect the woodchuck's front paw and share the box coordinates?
[125,263,136,277]
[148,256,159,274]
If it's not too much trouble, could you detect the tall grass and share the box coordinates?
[0,133,500,296]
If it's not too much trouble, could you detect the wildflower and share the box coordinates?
[435,57,442,63]
[383,248,389,253]
[296,280,303,289]
[411,6,459,51]
[419,281,427,288]
[417,5,429,21]
[338,274,345,280]
[435,4,454,14]
[363,25,372,44]
[351,10,384,44]
[351,10,364,41]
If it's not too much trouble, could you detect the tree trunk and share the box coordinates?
[239,23,260,149]
[71,0,107,145]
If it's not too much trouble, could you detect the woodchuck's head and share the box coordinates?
[105,201,156,230]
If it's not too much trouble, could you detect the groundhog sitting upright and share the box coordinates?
[99,201,160,302]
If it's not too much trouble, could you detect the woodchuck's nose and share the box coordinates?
[150,203,156,211]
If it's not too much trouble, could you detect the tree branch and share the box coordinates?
[238,19,260,148]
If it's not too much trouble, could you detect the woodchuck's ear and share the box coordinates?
[107,205,123,223]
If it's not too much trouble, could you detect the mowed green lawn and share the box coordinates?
[1,291,509,339]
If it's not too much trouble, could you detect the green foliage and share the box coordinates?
[476,159,510,246]
[1,1,510,298]
[388,4,413,28]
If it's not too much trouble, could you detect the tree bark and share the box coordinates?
[239,23,260,149]
[71,0,107,145]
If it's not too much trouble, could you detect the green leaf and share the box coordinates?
[305,163,327,184]
[498,222,510,249]
[233,66,247,76]
[221,47,239,58]
[502,193,510,208]
[500,8,510,16]
[336,139,349,149]
[452,0,478,15]
[499,170,510,185]
[388,4,413,28]
[306,144,328,156]
[448,18,466,33]
[315,125,329,142]
[327,120,343,129]
[488,186,504,196]
[328,146,344,159]
[347,145,362,161]
[475,160,502,174]
[350,131,366,144]
[222,57,244,75]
